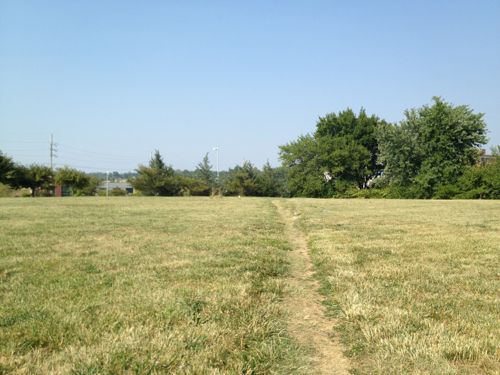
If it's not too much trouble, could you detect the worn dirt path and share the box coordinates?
[273,200,350,375]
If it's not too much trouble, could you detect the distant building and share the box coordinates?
[98,181,133,194]
[54,185,72,197]
[478,149,495,165]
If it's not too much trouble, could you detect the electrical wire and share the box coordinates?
[53,162,135,172]
[0,139,47,144]
[2,139,139,172]
[58,142,139,161]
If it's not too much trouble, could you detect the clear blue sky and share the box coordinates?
[1,0,499,172]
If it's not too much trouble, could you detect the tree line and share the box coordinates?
[0,150,288,197]
[280,97,499,199]
[127,97,498,199]
[0,161,101,197]
[1,97,498,199]
[128,151,287,197]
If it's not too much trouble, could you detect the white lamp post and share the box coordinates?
[212,146,219,181]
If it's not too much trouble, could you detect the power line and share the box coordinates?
[57,150,138,164]
[57,142,139,161]
[56,155,125,164]
[53,162,135,172]
[0,148,47,152]
[54,157,136,171]
[2,139,138,162]
[0,139,47,144]
[2,136,139,171]
[53,162,109,171]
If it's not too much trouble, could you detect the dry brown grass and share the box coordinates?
[2,197,498,374]
[284,199,500,374]
[273,200,350,374]
[0,197,308,374]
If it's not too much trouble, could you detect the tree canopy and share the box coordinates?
[1,98,495,200]
[377,97,488,198]
[257,161,288,197]
[0,152,17,187]
[130,150,179,196]
[225,161,261,196]
[18,165,54,197]
[194,153,214,194]
[280,108,385,197]
[55,167,99,196]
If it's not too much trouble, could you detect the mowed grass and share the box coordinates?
[283,199,500,374]
[0,197,308,374]
[2,197,499,375]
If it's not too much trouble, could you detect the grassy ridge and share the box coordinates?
[0,197,306,374]
[285,199,500,374]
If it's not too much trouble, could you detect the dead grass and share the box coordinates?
[2,197,498,374]
[273,200,350,374]
[284,199,500,375]
[0,197,308,374]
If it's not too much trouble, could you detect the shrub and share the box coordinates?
[0,183,13,197]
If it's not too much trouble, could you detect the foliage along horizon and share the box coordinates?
[1,97,499,199]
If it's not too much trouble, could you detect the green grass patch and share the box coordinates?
[0,197,307,374]
[284,199,499,374]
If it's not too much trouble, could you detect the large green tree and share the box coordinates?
[55,167,98,196]
[256,161,289,197]
[1,154,55,195]
[224,161,261,196]
[0,151,17,187]
[130,150,179,196]
[378,97,488,198]
[452,146,500,199]
[18,165,54,197]
[194,153,213,195]
[280,108,385,197]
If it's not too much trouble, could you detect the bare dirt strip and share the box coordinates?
[273,200,350,375]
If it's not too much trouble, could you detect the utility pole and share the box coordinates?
[49,133,57,169]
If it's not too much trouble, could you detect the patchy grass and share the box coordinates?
[0,197,308,374]
[2,197,498,374]
[283,199,500,374]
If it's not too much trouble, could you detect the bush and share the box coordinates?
[455,158,500,199]
[110,187,127,196]
[345,188,390,199]
[433,184,461,199]
[0,183,12,197]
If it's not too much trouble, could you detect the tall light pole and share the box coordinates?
[106,171,109,197]
[212,146,219,182]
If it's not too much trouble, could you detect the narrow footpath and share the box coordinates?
[273,200,350,375]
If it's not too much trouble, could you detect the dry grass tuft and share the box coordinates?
[0,197,307,374]
[285,199,499,375]
[2,197,498,374]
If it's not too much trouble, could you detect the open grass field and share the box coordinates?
[283,199,500,374]
[0,197,307,374]
[1,197,499,374]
